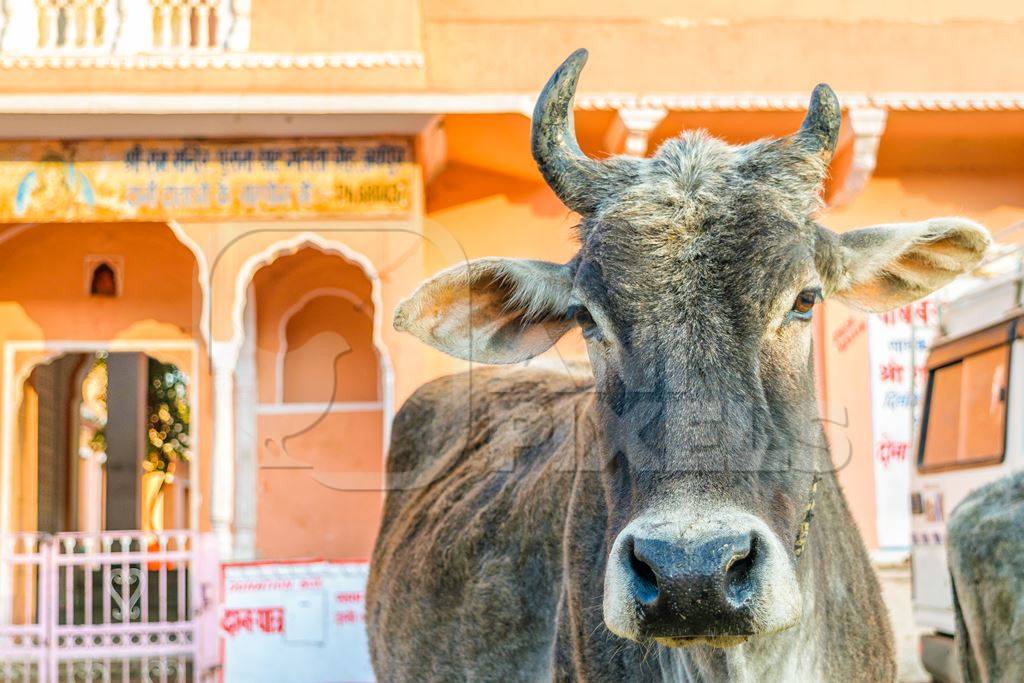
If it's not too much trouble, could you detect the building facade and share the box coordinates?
[0,1,1022,679]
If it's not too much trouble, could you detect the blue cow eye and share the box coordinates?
[789,290,819,321]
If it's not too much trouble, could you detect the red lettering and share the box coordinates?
[876,439,909,466]
[334,609,364,625]
[879,361,905,384]
[257,607,285,634]
[222,607,285,636]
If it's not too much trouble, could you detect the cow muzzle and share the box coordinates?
[603,513,801,648]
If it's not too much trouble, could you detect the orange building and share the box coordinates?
[0,1,1022,679]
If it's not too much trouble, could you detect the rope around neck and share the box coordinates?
[793,473,822,558]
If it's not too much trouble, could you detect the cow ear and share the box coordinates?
[829,218,991,312]
[394,258,575,364]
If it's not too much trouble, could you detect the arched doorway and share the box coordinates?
[240,245,388,560]
[0,221,205,538]
[20,351,193,536]
[6,348,197,680]
[0,222,207,675]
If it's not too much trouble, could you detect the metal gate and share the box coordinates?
[0,531,201,682]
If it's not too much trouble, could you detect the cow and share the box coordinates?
[366,49,991,682]
[947,471,1024,683]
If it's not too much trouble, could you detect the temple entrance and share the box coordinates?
[25,351,192,537]
[2,349,200,680]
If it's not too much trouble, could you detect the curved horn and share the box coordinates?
[795,83,841,163]
[531,49,604,214]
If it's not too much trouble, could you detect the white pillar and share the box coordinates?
[1,0,40,52]
[225,0,252,51]
[233,288,258,560]
[101,1,119,51]
[211,341,237,560]
[113,0,153,54]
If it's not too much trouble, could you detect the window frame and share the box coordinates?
[916,319,1015,473]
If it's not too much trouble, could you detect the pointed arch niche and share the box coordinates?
[236,240,391,561]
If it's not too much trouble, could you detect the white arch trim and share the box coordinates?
[166,220,212,347]
[228,232,394,434]
[273,286,374,405]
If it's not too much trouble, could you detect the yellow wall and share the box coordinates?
[252,0,422,53]
[4,1,1023,93]
[421,1,1024,92]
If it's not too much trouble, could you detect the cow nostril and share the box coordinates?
[627,539,659,605]
[724,534,758,607]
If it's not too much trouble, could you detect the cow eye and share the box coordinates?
[789,289,820,321]
[569,305,599,338]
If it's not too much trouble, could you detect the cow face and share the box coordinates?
[394,50,989,648]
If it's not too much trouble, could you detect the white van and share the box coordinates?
[911,247,1024,682]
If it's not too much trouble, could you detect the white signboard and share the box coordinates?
[867,300,938,550]
[221,560,374,682]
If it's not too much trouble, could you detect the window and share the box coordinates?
[918,324,1012,471]
[89,262,118,297]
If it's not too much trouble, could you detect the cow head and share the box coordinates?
[394,50,989,648]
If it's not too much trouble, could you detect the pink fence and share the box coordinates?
[0,531,211,682]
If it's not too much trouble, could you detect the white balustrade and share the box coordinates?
[0,0,248,54]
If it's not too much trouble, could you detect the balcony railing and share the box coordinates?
[0,0,250,55]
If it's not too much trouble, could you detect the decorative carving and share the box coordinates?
[830,107,888,208]
[110,566,144,621]
[147,656,183,680]
[0,0,258,56]
[0,51,425,69]
[71,660,106,681]
[577,93,1024,113]
[871,93,1024,111]
[605,108,668,157]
